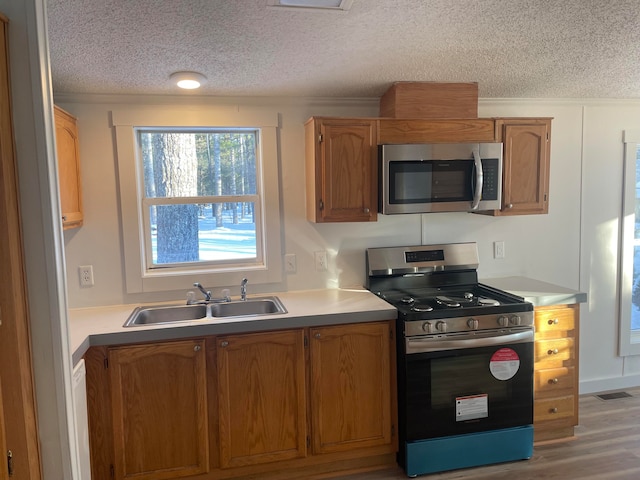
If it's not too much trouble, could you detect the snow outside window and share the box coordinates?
[113,107,282,294]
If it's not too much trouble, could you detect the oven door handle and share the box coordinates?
[405,329,534,354]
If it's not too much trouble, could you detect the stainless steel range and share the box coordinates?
[366,242,534,477]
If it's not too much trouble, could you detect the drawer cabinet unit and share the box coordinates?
[533,304,580,444]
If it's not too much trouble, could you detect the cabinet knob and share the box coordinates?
[314,333,321,339]
[193,345,201,352]
[548,318,559,325]
[220,341,229,347]
[506,204,513,209]
[62,215,67,221]
[549,378,559,384]
[363,207,370,214]
[548,348,559,355]
[550,407,559,414]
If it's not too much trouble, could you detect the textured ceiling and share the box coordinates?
[47,0,640,98]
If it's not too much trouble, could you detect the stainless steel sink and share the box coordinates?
[123,296,287,327]
[209,297,286,318]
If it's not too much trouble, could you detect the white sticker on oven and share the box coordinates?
[489,347,520,381]
[456,394,488,422]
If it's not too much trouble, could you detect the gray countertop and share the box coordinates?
[69,288,397,365]
[481,276,587,307]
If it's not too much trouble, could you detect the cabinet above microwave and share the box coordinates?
[304,117,551,223]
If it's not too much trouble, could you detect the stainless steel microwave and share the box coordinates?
[379,143,503,214]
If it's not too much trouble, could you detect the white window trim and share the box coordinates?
[112,105,282,294]
[619,129,640,356]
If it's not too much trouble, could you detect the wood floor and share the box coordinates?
[334,388,640,480]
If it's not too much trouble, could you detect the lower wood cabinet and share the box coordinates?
[309,323,392,454]
[216,330,307,468]
[85,321,397,480]
[102,339,209,480]
[533,304,580,444]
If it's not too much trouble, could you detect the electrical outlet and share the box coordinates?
[284,253,297,273]
[314,251,328,272]
[493,241,505,259]
[79,265,94,286]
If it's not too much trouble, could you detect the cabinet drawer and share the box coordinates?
[534,395,575,423]
[535,306,576,337]
[534,367,575,396]
[535,338,574,367]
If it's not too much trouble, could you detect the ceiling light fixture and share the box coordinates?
[170,71,207,90]
[267,0,353,11]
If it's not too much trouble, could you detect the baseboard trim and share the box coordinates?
[579,374,640,395]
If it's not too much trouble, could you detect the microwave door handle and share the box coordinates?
[471,147,483,210]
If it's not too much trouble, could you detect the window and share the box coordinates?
[619,130,640,355]
[113,106,282,294]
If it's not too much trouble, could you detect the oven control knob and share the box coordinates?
[422,322,434,333]
[436,321,447,333]
[467,318,479,330]
[497,316,509,327]
[510,315,522,326]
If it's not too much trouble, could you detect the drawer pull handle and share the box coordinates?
[548,349,559,355]
[550,407,558,414]
[549,378,559,384]
[548,318,559,325]
[220,341,229,347]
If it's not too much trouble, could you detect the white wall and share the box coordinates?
[59,95,640,394]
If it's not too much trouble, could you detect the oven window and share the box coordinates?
[430,354,509,409]
[402,342,533,441]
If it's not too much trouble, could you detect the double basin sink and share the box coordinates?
[124,296,287,327]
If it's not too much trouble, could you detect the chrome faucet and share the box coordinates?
[193,282,212,302]
[240,278,248,301]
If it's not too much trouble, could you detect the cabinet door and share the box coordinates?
[109,340,208,480]
[500,120,550,215]
[54,106,83,228]
[309,322,392,454]
[306,118,377,222]
[216,330,307,468]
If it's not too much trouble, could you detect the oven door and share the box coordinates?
[401,329,533,442]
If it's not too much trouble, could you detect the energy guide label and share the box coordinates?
[489,347,520,380]
[456,394,488,422]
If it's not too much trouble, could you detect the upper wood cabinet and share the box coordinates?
[108,339,209,480]
[305,117,377,222]
[216,329,307,468]
[54,105,83,229]
[309,322,394,454]
[493,118,551,216]
[304,116,552,221]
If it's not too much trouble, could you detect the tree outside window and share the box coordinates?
[139,129,259,268]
